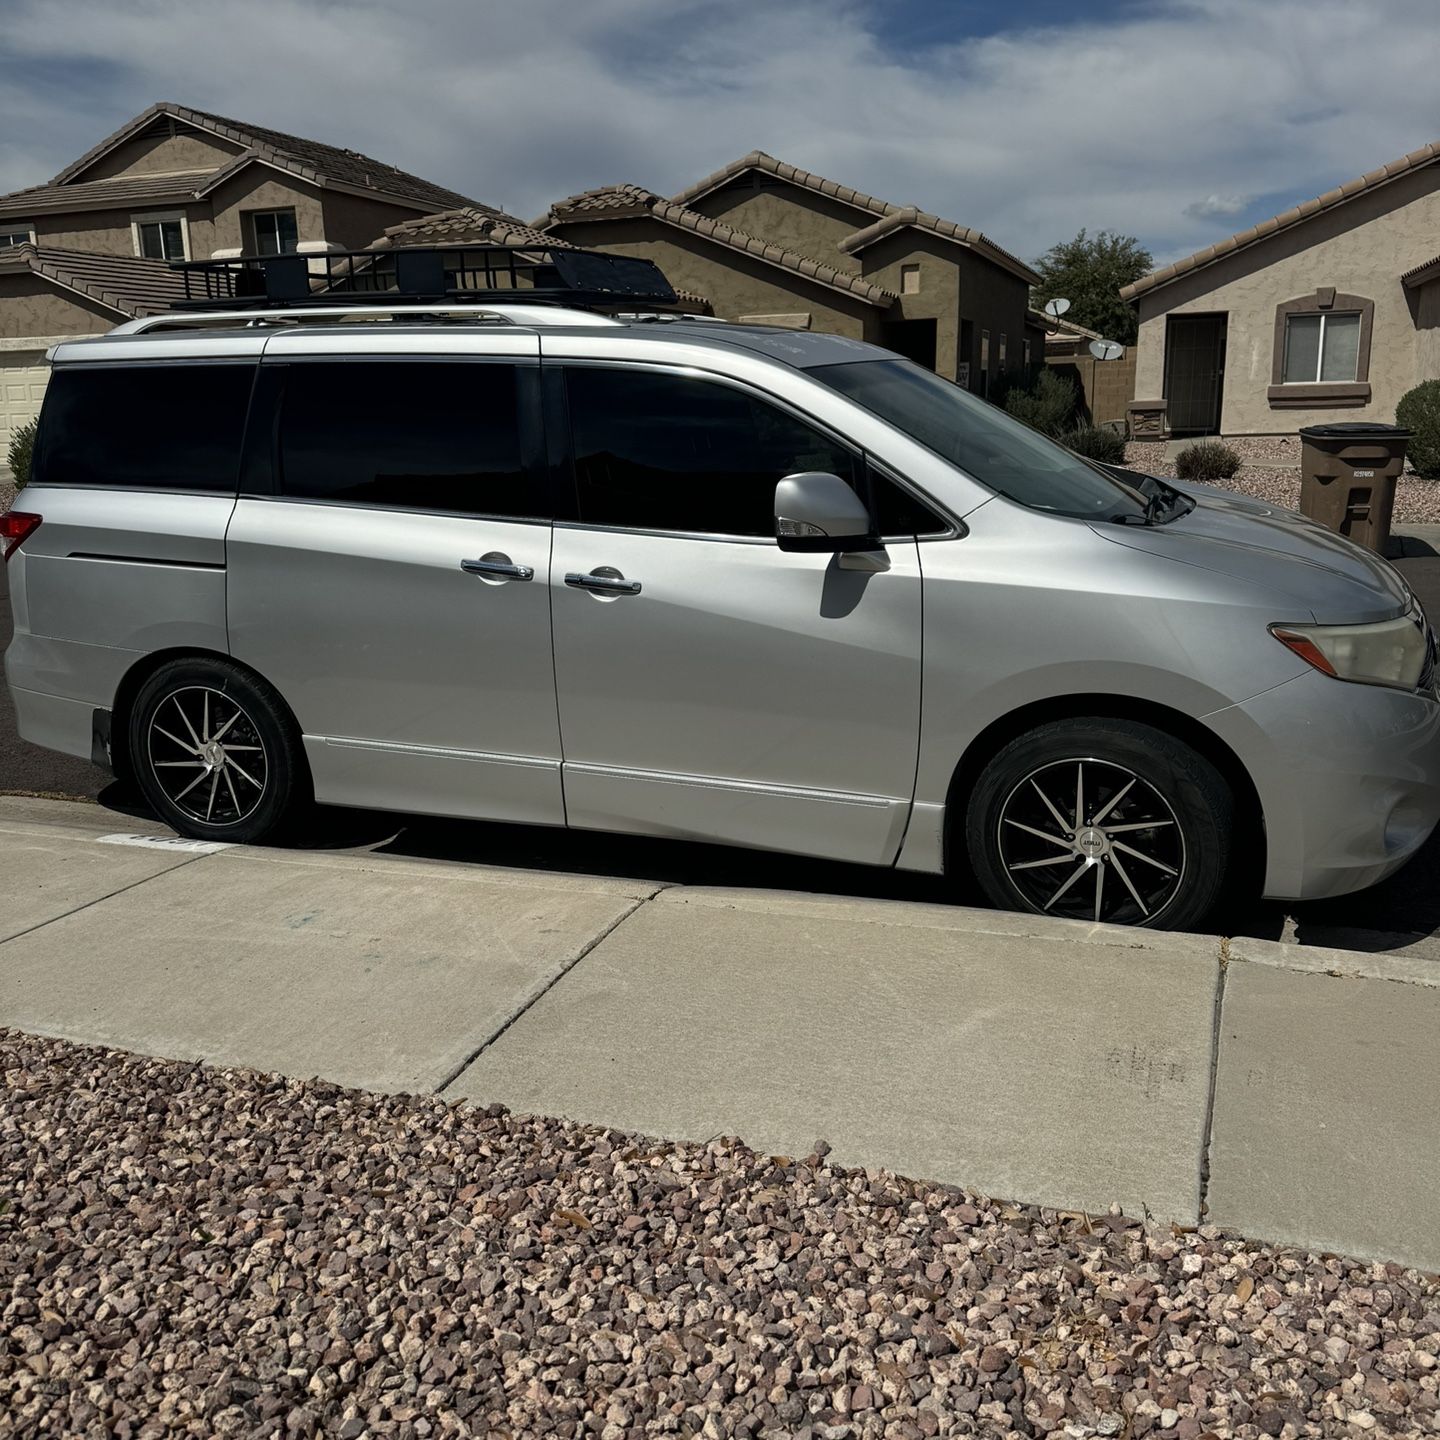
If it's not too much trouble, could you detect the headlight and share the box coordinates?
[1271,612,1431,691]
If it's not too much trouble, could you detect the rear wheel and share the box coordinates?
[129,658,305,844]
[964,718,1232,931]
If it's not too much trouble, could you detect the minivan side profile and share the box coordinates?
[6,288,1440,931]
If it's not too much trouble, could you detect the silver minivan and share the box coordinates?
[6,263,1439,930]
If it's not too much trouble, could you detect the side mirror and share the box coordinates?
[774,472,880,553]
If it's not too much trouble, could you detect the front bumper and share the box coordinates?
[1205,669,1440,901]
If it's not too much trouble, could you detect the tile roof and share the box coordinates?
[0,243,190,317]
[378,207,573,249]
[1121,139,1440,302]
[1026,307,1106,341]
[671,150,892,218]
[541,186,897,307]
[1401,252,1440,289]
[838,206,1039,285]
[0,169,217,217]
[16,101,481,217]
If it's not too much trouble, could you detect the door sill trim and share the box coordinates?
[564,760,895,809]
[311,735,559,771]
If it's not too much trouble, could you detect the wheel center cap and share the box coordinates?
[1077,827,1108,858]
[203,741,226,767]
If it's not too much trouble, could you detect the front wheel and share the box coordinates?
[129,658,306,844]
[964,718,1232,931]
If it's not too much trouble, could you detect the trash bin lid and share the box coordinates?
[1299,422,1412,438]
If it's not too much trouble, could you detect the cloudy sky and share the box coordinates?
[1,0,1437,267]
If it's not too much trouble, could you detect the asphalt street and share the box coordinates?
[5,565,1440,951]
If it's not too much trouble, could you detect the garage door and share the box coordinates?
[1,351,51,460]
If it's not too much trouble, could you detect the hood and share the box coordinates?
[1092,481,1412,623]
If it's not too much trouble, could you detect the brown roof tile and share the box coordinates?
[837,206,1039,285]
[1402,253,1440,288]
[0,169,216,217]
[541,186,896,307]
[1122,139,1440,301]
[0,244,190,317]
[670,150,894,219]
[377,207,573,249]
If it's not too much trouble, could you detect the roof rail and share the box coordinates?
[110,302,624,335]
[169,243,679,311]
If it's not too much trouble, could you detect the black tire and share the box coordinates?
[963,718,1232,931]
[128,657,308,844]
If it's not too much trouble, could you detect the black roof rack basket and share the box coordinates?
[169,244,679,311]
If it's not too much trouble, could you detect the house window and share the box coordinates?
[999,333,1008,370]
[980,329,990,396]
[1282,311,1361,383]
[132,212,188,261]
[0,226,33,248]
[1269,290,1374,407]
[1023,338,1032,368]
[901,264,921,296]
[250,209,299,256]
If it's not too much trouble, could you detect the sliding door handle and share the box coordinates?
[461,554,534,581]
[565,569,642,596]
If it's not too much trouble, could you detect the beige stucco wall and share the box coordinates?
[78,124,243,181]
[0,274,118,339]
[953,248,1032,392]
[687,180,875,270]
[321,192,428,252]
[852,231,961,378]
[1416,277,1440,381]
[543,216,885,340]
[1133,165,1440,434]
[31,208,139,254]
[207,169,326,253]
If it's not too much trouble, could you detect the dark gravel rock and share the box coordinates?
[0,1028,1437,1438]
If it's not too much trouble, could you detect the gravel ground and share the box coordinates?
[1,478,16,515]
[2,1031,1438,1439]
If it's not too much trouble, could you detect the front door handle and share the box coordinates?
[565,569,642,596]
[461,554,534,581]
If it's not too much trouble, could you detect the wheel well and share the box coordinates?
[943,694,1265,885]
[110,648,295,780]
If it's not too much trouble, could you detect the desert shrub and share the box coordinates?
[1174,439,1241,482]
[1397,379,1440,480]
[1064,423,1128,464]
[1002,368,1078,437]
[7,416,35,490]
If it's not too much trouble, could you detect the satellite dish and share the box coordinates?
[1043,297,1071,319]
[1089,338,1124,361]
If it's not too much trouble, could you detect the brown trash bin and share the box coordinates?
[1298,422,1412,553]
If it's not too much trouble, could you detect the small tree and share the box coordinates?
[1397,379,1440,480]
[7,417,36,491]
[1031,229,1153,345]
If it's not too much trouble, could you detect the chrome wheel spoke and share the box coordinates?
[1074,762,1085,830]
[1091,777,1135,827]
[212,708,242,742]
[1093,860,1105,923]
[1003,818,1074,850]
[202,690,211,745]
[153,724,199,756]
[1043,859,1088,910]
[1008,853,1075,872]
[154,760,205,768]
[206,771,220,821]
[174,695,204,751]
[222,767,242,816]
[1113,839,1178,876]
[227,756,262,791]
[1103,819,1174,834]
[1030,779,1072,835]
[1109,849,1150,916]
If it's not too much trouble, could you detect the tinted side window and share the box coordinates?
[278,362,533,517]
[567,367,860,536]
[36,363,254,492]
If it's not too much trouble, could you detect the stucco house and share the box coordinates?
[1123,139,1440,440]
[533,151,1041,391]
[0,102,490,452]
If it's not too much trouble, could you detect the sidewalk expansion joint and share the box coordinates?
[1196,937,1230,1220]
[433,883,675,1095]
[0,850,218,951]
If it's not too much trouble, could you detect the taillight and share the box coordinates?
[0,511,41,562]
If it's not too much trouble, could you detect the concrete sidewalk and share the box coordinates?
[2,794,1437,1272]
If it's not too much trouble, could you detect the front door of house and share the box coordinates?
[1164,314,1227,434]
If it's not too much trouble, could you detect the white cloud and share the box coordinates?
[1184,194,1252,220]
[0,0,1436,266]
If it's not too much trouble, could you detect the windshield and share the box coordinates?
[809,358,1148,522]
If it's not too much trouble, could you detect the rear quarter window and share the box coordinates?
[34,362,256,493]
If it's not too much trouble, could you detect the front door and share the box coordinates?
[1164,314,1227,434]
[227,350,565,826]
[548,364,924,866]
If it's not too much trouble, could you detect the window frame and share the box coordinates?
[248,208,300,257]
[244,355,549,522]
[131,210,189,262]
[0,224,35,248]
[31,357,258,497]
[1268,289,1373,408]
[549,359,959,545]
